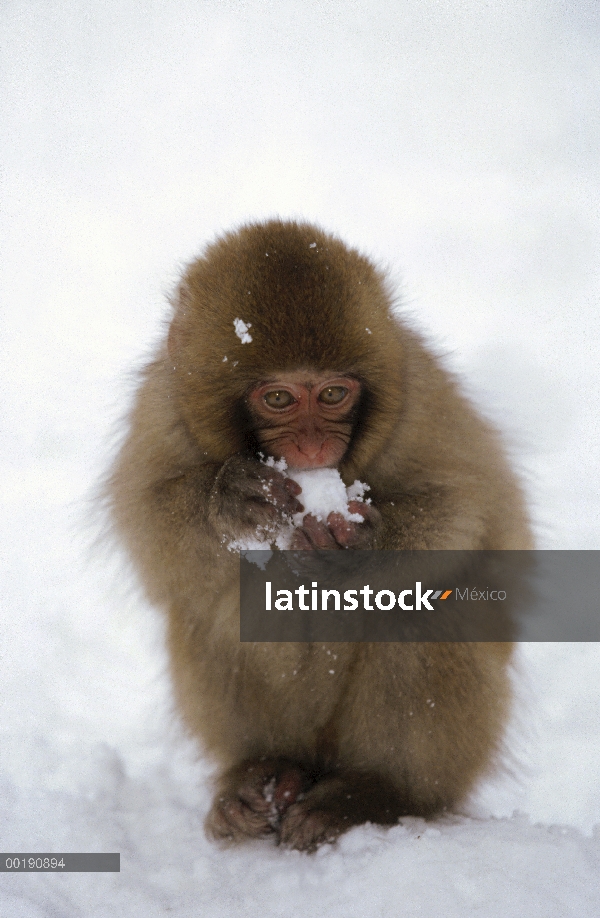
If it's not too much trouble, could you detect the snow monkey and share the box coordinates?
[109,220,531,851]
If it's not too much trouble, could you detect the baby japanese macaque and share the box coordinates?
[109,220,531,851]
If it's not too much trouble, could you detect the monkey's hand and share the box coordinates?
[290,501,382,550]
[205,759,308,844]
[208,455,303,541]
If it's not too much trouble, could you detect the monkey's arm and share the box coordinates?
[110,386,303,607]
[371,487,487,550]
[371,471,531,551]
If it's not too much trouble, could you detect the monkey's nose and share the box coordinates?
[297,435,325,459]
[299,444,323,459]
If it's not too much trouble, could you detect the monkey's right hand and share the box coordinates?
[208,455,304,540]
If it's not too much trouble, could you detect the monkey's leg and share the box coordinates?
[205,759,309,843]
[278,770,403,852]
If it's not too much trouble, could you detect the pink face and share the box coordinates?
[248,371,361,470]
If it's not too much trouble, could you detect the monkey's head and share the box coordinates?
[167,220,405,476]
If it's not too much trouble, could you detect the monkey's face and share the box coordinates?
[247,370,361,470]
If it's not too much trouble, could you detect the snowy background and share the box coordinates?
[1,1,600,915]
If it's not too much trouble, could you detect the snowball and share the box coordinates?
[233,318,252,343]
[287,468,367,525]
[267,468,370,548]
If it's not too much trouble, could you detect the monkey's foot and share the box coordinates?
[278,771,403,852]
[278,801,347,851]
[205,759,307,843]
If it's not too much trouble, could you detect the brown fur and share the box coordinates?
[108,220,532,851]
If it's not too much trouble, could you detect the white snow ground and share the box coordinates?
[1,1,599,915]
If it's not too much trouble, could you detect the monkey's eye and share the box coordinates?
[263,390,295,409]
[318,386,348,405]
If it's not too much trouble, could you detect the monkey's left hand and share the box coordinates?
[290,501,382,550]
